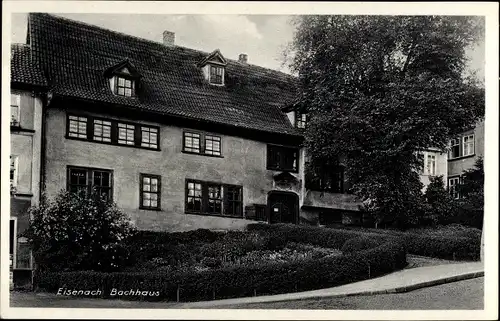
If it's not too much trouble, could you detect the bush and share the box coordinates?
[23,190,136,272]
[36,240,407,302]
[341,237,383,254]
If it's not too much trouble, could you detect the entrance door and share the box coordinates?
[268,191,299,224]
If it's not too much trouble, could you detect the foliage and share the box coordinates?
[287,15,485,228]
[36,240,406,302]
[22,190,136,272]
[341,237,383,254]
[456,157,484,228]
[423,175,457,226]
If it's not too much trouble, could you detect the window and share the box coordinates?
[267,145,299,172]
[141,127,158,149]
[417,152,425,174]
[10,155,18,190]
[463,135,474,156]
[183,132,201,153]
[295,112,307,129]
[186,181,203,213]
[118,123,135,145]
[68,167,113,199]
[209,65,224,85]
[185,180,243,217]
[449,138,460,159]
[67,114,160,150]
[204,135,221,156]
[11,94,20,126]
[207,184,222,214]
[93,119,112,142]
[115,76,135,97]
[305,163,344,193]
[224,185,243,216]
[68,115,88,139]
[183,131,222,156]
[140,174,161,210]
[448,177,461,199]
[426,154,436,176]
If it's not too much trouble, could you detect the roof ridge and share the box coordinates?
[30,13,295,79]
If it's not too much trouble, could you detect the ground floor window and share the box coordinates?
[140,174,161,210]
[448,176,461,199]
[67,166,113,200]
[185,179,242,217]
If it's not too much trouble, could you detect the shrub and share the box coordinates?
[23,190,136,272]
[36,240,406,302]
[341,237,383,254]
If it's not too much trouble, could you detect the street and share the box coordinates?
[220,277,484,310]
[10,277,483,310]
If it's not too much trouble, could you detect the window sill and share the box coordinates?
[185,211,244,219]
[11,192,34,198]
[448,154,476,161]
[65,136,161,152]
[11,126,35,133]
[267,167,299,174]
[182,150,224,158]
[139,206,162,211]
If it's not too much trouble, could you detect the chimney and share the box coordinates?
[163,30,175,46]
[238,53,248,64]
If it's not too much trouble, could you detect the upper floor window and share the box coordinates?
[463,135,475,156]
[267,144,299,172]
[426,154,436,176]
[449,135,474,159]
[66,114,159,151]
[295,112,307,129]
[68,166,113,200]
[209,65,224,85]
[11,94,20,126]
[115,76,135,97]
[183,131,222,157]
[68,115,88,139]
[305,163,344,193]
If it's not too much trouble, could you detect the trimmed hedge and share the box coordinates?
[341,237,383,254]
[36,240,406,302]
[329,225,481,261]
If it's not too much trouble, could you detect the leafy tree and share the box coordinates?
[455,157,484,229]
[287,15,484,228]
[22,190,136,272]
[423,175,456,226]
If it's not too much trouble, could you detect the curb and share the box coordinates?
[183,270,484,307]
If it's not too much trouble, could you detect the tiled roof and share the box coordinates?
[28,13,300,136]
[11,43,47,87]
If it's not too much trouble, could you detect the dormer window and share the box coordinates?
[209,65,224,85]
[295,111,308,129]
[198,49,227,86]
[104,60,141,98]
[115,76,135,97]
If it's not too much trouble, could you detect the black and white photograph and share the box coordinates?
[1,1,498,320]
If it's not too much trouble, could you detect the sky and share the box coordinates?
[10,13,485,79]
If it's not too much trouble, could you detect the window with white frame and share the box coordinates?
[114,76,135,97]
[141,127,158,149]
[295,111,307,129]
[118,123,135,145]
[448,177,461,199]
[463,135,475,156]
[426,154,436,176]
[68,115,88,139]
[10,94,20,126]
[449,138,460,159]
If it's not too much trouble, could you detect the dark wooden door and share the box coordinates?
[268,192,298,224]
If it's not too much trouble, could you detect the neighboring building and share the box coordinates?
[10,43,47,286]
[447,120,485,199]
[23,13,363,233]
[418,148,448,189]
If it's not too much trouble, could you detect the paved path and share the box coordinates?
[179,262,484,308]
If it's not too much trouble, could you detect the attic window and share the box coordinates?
[115,76,135,97]
[209,65,224,85]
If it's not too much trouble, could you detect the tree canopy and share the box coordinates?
[288,15,485,227]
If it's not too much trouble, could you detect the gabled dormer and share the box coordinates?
[104,60,141,97]
[198,49,227,86]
